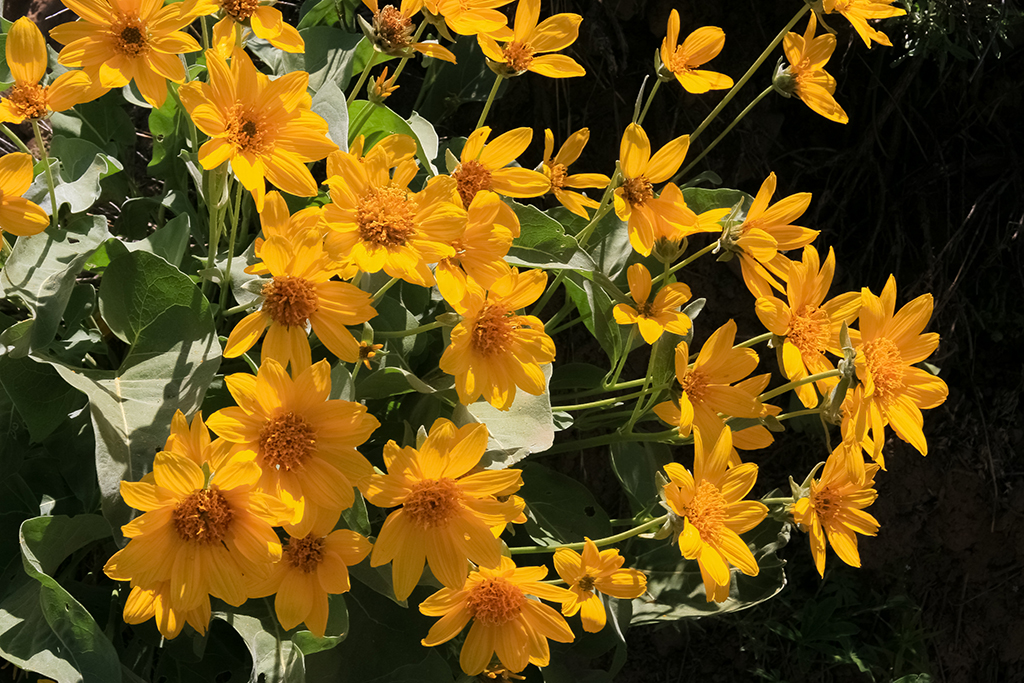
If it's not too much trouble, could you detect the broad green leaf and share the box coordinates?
[418,36,504,122]
[25,137,123,215]
[0,355,84,442]
[311,79,349,150]
[215,610,305,683]
[405,111,439,175]
[518,462,611,546]
[347,101,441,176]
[547,206,632,280]
[274,27,363,91]
[564,271,623,362]
[681,187,752,218]
[123,213,191,267]
[297,0,339,28]
[550,362,606,391]
[506,202,584,267]
[50,97,134,153]
[609,441,672,517]
[0,215,111,354]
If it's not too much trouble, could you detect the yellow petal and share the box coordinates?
[8,18,47,84]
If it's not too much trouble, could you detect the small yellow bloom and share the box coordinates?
[181,0,304,58]
[362,0,457,63]
[420,556,574,675]
[612,263,692,344]
[364,419,523,600]
[477,0,585,79]
[790,443,880,576]
[0,153,49,237]
[369,66,401,103]
[541,128,609,218]
[779,13,849,124]
[659,11,732,94]
[662,427,768,602]
[357,341,384,369]
[50,0,200,108]
[247,191,325,277]
[0,18,93,124]
[553,539,646,632]
[435,190,517,304]
[451,126,550,208]
[824,0,906,48]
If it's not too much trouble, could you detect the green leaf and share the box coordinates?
[0,515,118,683]
[50,97,134,153]
[0,215,111,354]
[548,206,632,280]
[214,610,305,683]
[273,27,363,91]
[297,0,339,29]
[609,441,672,517]
[418,36,503,122]
[124,213,192,268]
[681,187,752,218]
[24,137,123,215]
[311,79,349,150]
[519,462,611,546]
[0,355,84,442]
[506,201,585,267]
[564,272,623,362]
[347,101,441,176]
[550,362,606,392]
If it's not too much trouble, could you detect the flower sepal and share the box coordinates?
[821,322,857,424]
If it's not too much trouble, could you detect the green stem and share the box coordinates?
[347,101,378,143]
[679,86,774,179]
[200,16,210,52]
[605,327,637,387]
[475,72,504,130]
[201,166,228,298]
[509,514,669,555]
[551,389,648,413]
[625,337,662,431]
[540,428,686,457]
[575,174,619,249]
[221,300,260,317]
[759,369,841,403]
[375,320,444,338]
[736,331,771,349]
[31,121,58,230]
[761,497,795,506]
[389,22,426,84]
[544,296,574,331]
[777,408,821,421]
[218,180,244,315]
[372,276,400,303]
[557,377,647,402]
[347,50,380,105]
[689,3,809,143]
[0,123,31,154]
[650,240,718,288]
[636,79,662,126]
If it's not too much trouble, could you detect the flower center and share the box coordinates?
[636,300,655,317]
[679,368,709,403]
[221,0,260,21]
[374,5,414,51]
[452,160,492,207]
[466,577,526,625]
[284,533,326,573]
[788,305,831,357]
[258,411,317,471]
[112,15,150,58]
[470,303,515,357]
[502,41,534,72]
[403,478,462,528]
[682,480,727,545]
[7,83,49,120]
[577,574,596,592]
[809,484,840,526]
[356,185,418,249]
[668,47,695,75]
[547,162,568,191]
[226,105,273,155]
[261,276,320,328]
[172,488,233,544]
[620,176,653,207]
[862,337,905,405]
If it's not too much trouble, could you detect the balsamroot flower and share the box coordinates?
[824,0,906,48]
[365,419,523,600]
[181,0,304,58]
[553,539,647,632]
[541,127,609,218]
[791,443,880,576]
[362,0,457,63]
[50,0,200,108]
[435,190,518,304]
[662,427,768,602]
[439,268,556,410]
[423,0,513,38]
[420,556,574,675]
[612,263,693,344]
[478,0,585,79]
[0,153,49,237]
[1,17,92,124]
[777,13,849,124]
[451,126,550,208]
[659,11,732,93]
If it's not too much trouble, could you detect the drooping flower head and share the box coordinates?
[364,419,524,600]
[777,13,849,124]
[0,153,49,237]
[612,263,693,345]
[207,359,380,536]
[420,556,574,675]
[362,0,457,63]
[451,126,550,209]
[0,18,93,124]
[541,128,609,218]
[178,50,337,210]
[50,0,200,108]
[659,11,732,94]
[824,0,907,49]
[790,443,880,576]
[477,0,585,79]
[553,539,647,632]
[180,0,304,58]
[439,268,556,410]
[661,427,768,602]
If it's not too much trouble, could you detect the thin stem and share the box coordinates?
[777,408,821,421]
[540,428,686,457]
[475,72,504,130]
[761,497,795,506]
[736,331,771,349]
[550,389,647,413]
[347,101,377,143]
[32,121,58,229]
[625,338,662,431]
[759,369,841,402]
[636,79,662,126]
[530,270,567,318]
[544,296,574,331]
[372,276,400,303]
[679,85,774,179]
[650,240,718,289]
[221,300,261,317]
[389,22,426,84]
[347,50,380,105]
[200,16,210,52]
[605,327,637,387]
[689,3,809,143]
[374,320,445,338]
[557,376,647,402]
[509,514,669,555]
[218,180,244,315]
[0,123,31,154]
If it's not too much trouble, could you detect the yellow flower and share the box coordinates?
[754,245,861,408]
[423,0,513,38]
[612,263,693,344]
[50,0,200,108]
[779,13,849,124]
[439,268,556,410]
[790,443,880,576]
[369,66,401,103]
[357,341,384,369]
[362,0,457,63]
[420,556,574,675]
[541,128,609,218]
[0,18,93,124]
[224,230,377,371]
[451,126,550,208]
[162,409,232,469]
[364,419,523,600]
[721,171,818,298]
[824,0,906,48]
[178,50,337,211]
[247,191,324,277]
[435,190,517,304]
[850,275,947,460]
[659,11,732,93]
[322,141,465,287]
[653,319,776,451]
[180,0,304,59]
[249,524,371,637]
[0,152,49,237]
[207,359,380,536]
[662,427,768,602]
[553,539,647,633]
[123,581,211,639]
[104,451,288,621]
[477,0,585,79]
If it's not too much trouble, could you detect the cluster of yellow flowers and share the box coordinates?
[0,0,935,677]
